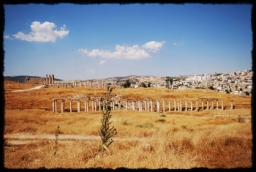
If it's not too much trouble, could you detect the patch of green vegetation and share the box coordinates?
[121,119,129,125]
[181,125,187,129]
[157,119,166,123]
[160,114,166,117]
[135,122,154,128]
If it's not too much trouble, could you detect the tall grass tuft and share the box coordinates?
[95,86,117,157]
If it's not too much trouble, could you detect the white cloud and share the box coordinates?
[142,41,165,52]
[79,41,165,60]
[4,35,14,40]
[79,44,150,60]
[13,21,69,42]
[173,42,178,46]
[99,60,106,65]
[86,69,95,73]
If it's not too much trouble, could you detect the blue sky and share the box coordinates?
[4,4,252,80]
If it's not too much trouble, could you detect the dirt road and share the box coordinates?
[4,133,154,145]
[11,85,45,92]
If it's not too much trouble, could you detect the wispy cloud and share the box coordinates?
[173,42,178,46]
[4,35,14,40]
[13,21,69,42]
[86,69,95,73]
[99,60,106,65]
[79,41,165,60]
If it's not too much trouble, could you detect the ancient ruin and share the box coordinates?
[51,96,234,113]
[44,74,55,85]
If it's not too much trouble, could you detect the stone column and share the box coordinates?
[185,100,188,111]
[202,100,204,111]
[126,100,128,110]
[162,100,165,113]
[61,99,65,113]
[92,100,94,111]
[85,101,87,112]
[174,100,176,111]
[48,75,51,85]
[94,101,97,111]
[190,100,193,111]
[77,100,81,113]
[99,100,101,111]
[230,101,233,110]
[46,74,48,85]
[118,101,121,110]
[221,101,224,110]
[52,74,54,84]
[54,100,57,112]
[211,101,214,110]
[112,101,114,111]
[196,100,198,111]
[70,99,72,113]
[180,100,182,111]
[157,100,160,113]
[168,101,171,112]
[132,101,135,110]
[103,101,105,111]
[216,101,219,110]
[87,100,90,112]
[49,75,52,84]
[150,100,153,112]
[52,100,55,113]
[207,100,209,110]
[47,75,51,85]
[144,101,147,111]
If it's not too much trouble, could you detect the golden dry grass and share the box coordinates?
[4,82,252,169]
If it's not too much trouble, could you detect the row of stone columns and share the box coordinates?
[53,80,117,88]
[45,74,54,85]
[52,98,233,113]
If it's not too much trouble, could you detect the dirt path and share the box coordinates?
[11,85,45,92]
[4,133,155,145]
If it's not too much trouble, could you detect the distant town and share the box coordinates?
[105,69,252,96]
[5,69,253,96]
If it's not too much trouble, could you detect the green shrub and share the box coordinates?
[181,125,187,129]
[160,114,166,117]
[121,119,129,125]
[135,122,153,128]
[96,86,117,156]
[157,119,166,123]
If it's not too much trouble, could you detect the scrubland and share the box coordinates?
[4,81,252,169]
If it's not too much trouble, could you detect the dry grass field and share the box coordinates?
[4,81,252,169]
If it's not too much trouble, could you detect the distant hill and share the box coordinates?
[4,75,62,83]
